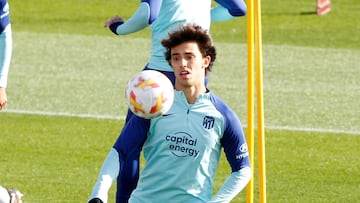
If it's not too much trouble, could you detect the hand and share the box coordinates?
[88,198,103,203]
[104,15,124,27]
[0,87,7,110]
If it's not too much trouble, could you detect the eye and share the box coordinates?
[171,56,179,61]
[186,55,195,60]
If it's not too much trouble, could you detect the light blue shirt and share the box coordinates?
[123,91,249,202]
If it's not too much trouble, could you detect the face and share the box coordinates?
[170,42,210,88]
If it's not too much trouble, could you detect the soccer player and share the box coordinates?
[90,1,247,202]
[89,24,251,203]
[104,0,246,122]
[0,0,12,110]
[91,1,247,202]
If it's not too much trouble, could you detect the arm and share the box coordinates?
[88,148,119,203]
[0,26,12,90]
[0,2,12,110]
[105,0,162,35]
[212,126,250,202]
[88,116,150,203]
[210,94,251,202]
[211,0,247,22]
[209,167,251,203]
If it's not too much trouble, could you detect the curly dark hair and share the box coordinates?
[161,24,216,75]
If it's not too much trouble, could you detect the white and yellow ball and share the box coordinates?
[125,70,174,119]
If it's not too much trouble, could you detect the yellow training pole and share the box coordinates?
[254,0,267,202]
[246,0,255,202]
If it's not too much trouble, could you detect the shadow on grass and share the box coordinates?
[300,11,317,15]
[263,11,317,16]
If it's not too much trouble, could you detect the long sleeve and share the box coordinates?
[211,6,234,22]
[209,166,251,203]
[114,2,150,35]
[0,1,11,88]
[88,148,120,203]
[211,0,246,22]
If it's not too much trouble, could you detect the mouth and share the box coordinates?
[179,70,190,79]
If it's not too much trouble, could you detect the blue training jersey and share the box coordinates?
[114,90,250,203]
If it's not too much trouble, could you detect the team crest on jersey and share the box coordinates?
[203,116,215,129]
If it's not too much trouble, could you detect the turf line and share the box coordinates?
[3,109,359,135]
[3,109,125,120]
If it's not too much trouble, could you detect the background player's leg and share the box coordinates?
[116,148,141,203]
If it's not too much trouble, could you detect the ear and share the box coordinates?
[203,55,211,69]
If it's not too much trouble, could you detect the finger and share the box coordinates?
[104,16,114,27]
[104,19,111,27]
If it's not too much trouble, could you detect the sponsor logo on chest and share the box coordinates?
[164,116,215,158]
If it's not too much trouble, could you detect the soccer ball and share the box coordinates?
[0,186,23,203]
[125,70,174,119]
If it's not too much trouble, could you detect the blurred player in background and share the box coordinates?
[89,1,247,202]
[0,0,12,110]
[90,24,250,203]
[0,185,23,203]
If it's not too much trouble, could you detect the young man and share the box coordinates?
[89,24,251,203]
[99,1,247,202]
[104,0,246,122]
[0,0,12,110]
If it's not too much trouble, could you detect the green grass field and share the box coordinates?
[1,0,359,202]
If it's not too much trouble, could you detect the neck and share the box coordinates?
[177,84,207,104]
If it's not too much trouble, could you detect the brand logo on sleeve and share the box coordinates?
[236,143,249,159]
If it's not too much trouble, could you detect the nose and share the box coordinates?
[180,58,187,68]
